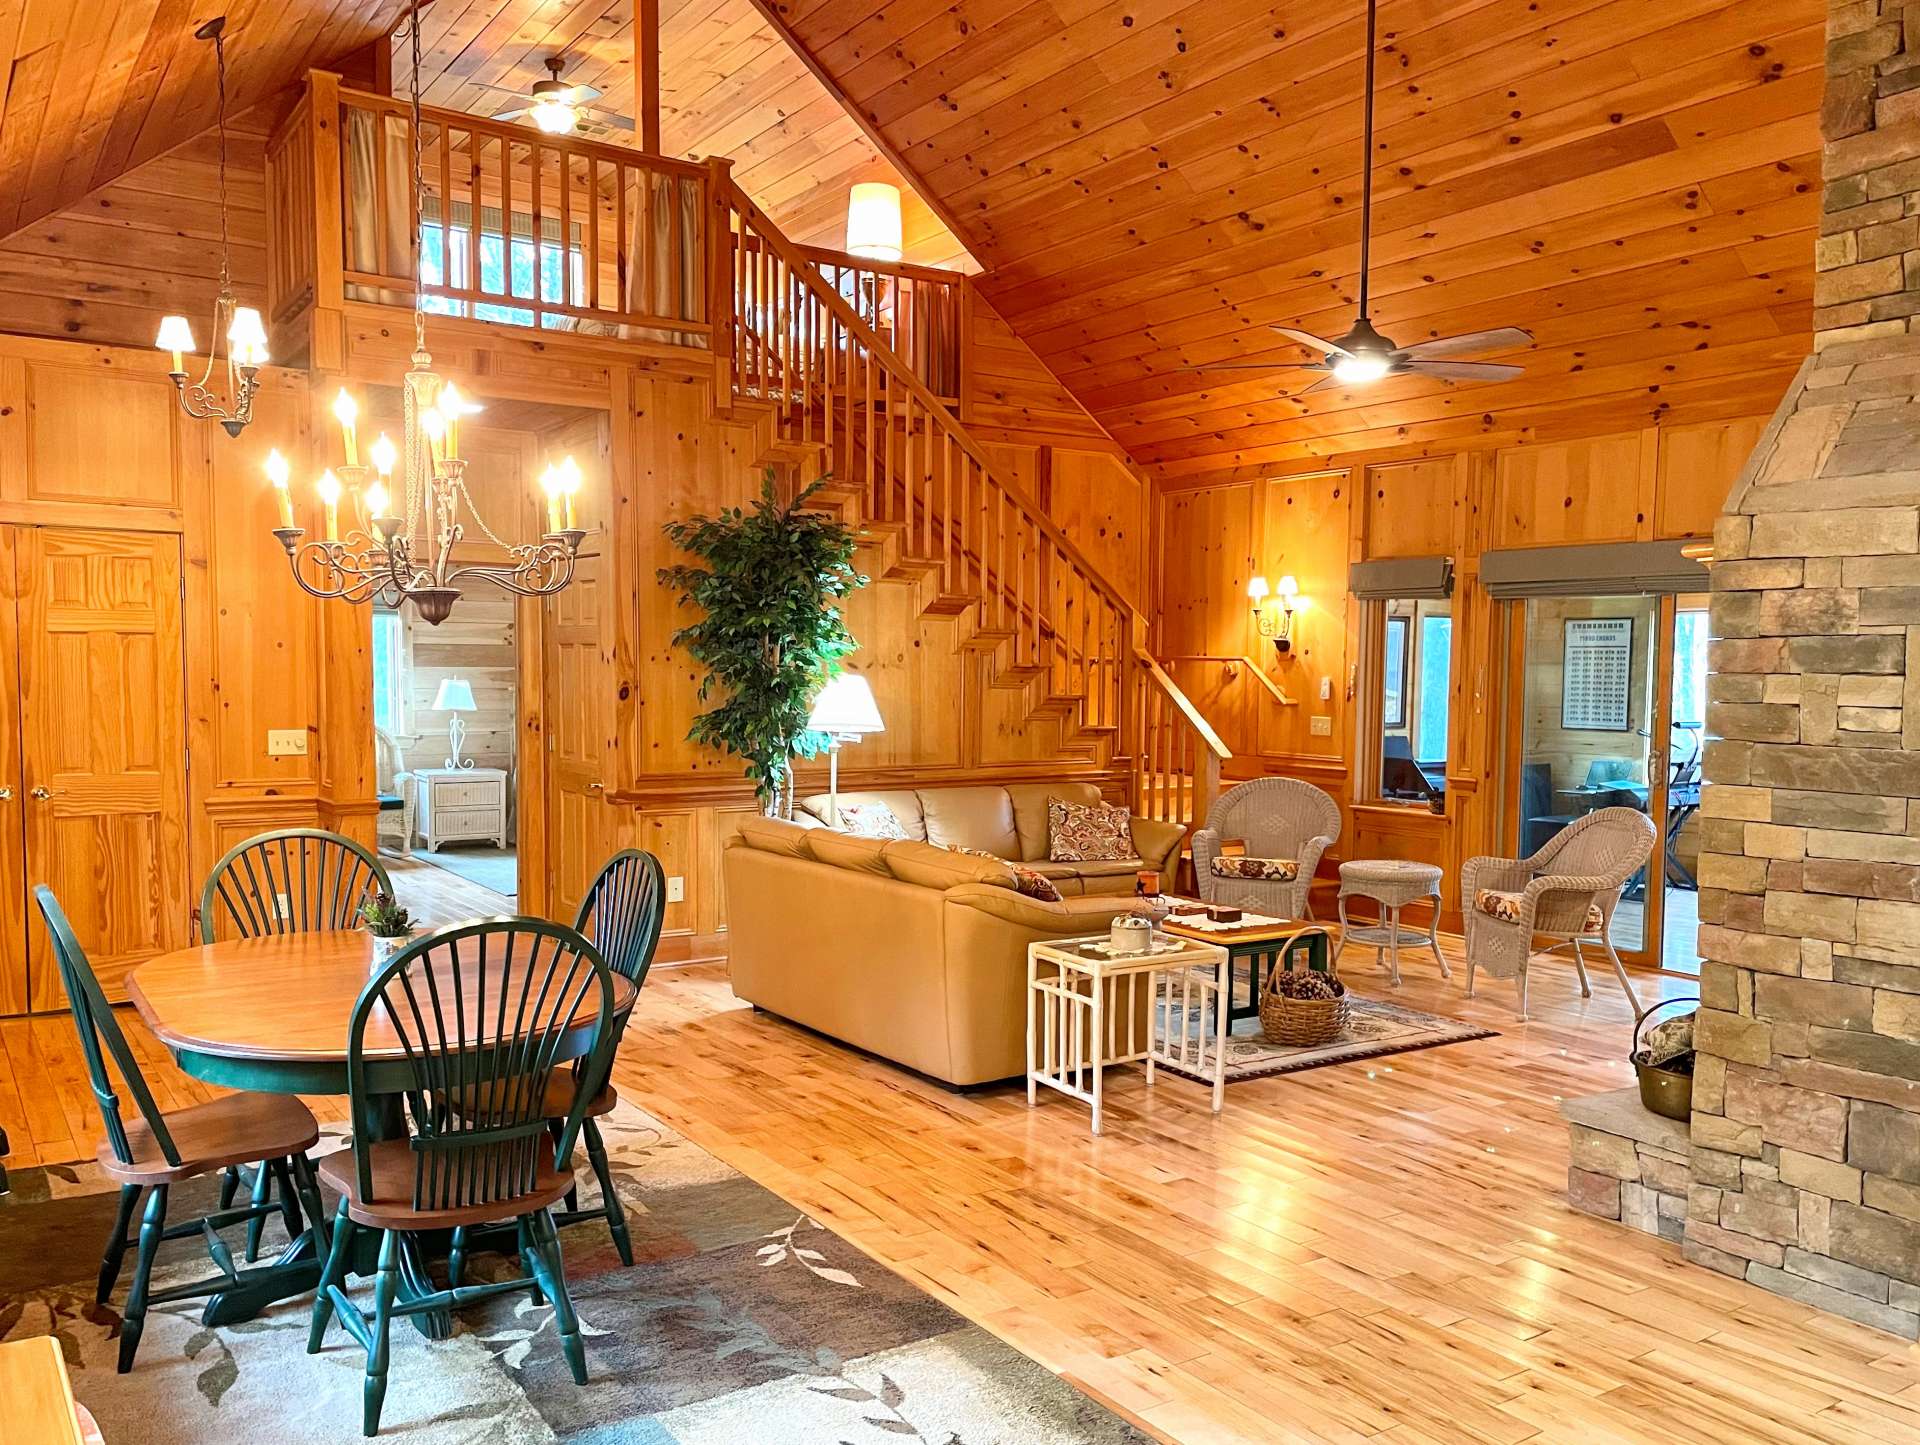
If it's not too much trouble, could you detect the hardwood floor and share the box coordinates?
[383,852,516,925]
[5,937,1919,1443]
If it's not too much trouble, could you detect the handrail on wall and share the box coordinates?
[1163,653,1299,707]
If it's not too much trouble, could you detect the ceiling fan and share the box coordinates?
[1194,0,1530,394]
[489,57,632,136]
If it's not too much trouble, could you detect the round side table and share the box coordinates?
[1334,860,1450,987]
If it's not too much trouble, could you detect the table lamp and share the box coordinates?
[806,672,885,828]
[432,676,478,769]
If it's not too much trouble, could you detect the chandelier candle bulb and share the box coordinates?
[369,432,397,479]
[332,389,359,467]
[264,449,294,529]
[316,470,342,542]
[155,316,195,375]
[559,456,582,530]
[227,307,268,368]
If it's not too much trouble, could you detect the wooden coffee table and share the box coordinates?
[1157,906,1334,1028]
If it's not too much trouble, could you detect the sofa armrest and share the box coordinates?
[1129,815,1186,876]
[943,884,1137,934]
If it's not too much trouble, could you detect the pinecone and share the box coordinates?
[1270,968,1340,1001]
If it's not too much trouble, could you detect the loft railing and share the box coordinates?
[794,243,964,404]
[268,73,719,347]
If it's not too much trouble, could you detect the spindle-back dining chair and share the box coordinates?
[547,849,666,1263]
[307,918,616,1437]
[33,887,326,1373]
[200,827,392,1258]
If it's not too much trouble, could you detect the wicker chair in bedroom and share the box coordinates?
[1460,806,1656,1021]
[1192,777,1341,920]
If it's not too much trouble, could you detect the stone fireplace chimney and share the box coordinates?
[1692,0,1920,1337]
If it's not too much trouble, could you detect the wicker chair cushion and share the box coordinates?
[839,802,912,840]
[942,844,1065,903]
[1473,887,1604,934]
[1209,856,1301,882]
[1047,797,1133,862]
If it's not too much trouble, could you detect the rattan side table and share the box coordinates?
[1334,859,1450,987]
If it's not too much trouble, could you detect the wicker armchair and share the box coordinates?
[1460,806,1655,1021]
[1192,777,1341,920]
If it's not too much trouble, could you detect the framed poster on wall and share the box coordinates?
[1562,617,1633,731]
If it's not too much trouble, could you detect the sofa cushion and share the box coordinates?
[797,790,927,841]
[1210,855,1300,882]
[837,802,913,840]
[941,844,1063,903]
[736,816,814,858]
[1007,781,1103,862]
[1048,796,1133,862]
[883,839,1013,891]
[1474,887,1605,934]
[919,786,1021,858]
[809,830,894,875]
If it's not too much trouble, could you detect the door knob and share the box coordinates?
[0,786,11,801]
[29,786,52,800]
[586,782,606,792]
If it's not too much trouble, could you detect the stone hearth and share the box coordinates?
[1692,0,1920,1338]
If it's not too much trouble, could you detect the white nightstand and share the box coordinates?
[412,767,510,852]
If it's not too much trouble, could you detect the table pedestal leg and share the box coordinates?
[199,1230,321,1326]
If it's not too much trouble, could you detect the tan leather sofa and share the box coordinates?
[793,780,1184,894]
[726,787,1180,1084]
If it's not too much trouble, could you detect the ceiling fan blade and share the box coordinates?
[490,106,532,121]
[560,84,604,104]
[1178,359,1316,372]
[1270,324,1349,357]
[1395,326,1533,361]
[581,110,635,131]
[1405,360,1525,382]
[1292,371,1344,396]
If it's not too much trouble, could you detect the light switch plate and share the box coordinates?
[1310,715,1333,737]
[666,875,686,904]
[267,729,309,757]
[1319,676,1332,700]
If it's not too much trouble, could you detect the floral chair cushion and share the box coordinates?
[837,802,911,841]
[943,844,1065,903]
[1208,856,1300,883]
[1047,797,1133,863]
[1473,887,1605,935]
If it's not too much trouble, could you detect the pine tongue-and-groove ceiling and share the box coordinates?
[762,0,1822,483]
[406,0,974,267]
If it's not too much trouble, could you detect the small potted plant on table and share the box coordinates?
[359,891,415,966]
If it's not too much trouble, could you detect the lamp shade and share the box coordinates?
[432,677,478,713]
[807,673,884,736]
[1246,574,1270,603]
[846,183,904,263]
[155,315,197,355]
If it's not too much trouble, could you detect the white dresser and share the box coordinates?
[412,767,510,852]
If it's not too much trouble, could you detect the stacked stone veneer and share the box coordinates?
[1690,0,1920,1338]
[1564,1090,1690,1242]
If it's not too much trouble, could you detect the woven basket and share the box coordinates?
[1259,972,1350,1047]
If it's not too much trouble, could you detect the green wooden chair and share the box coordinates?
[307,918,616,1437]
[201,827,393,1260]
[549,849,667,1264]
[32,886,327,1373]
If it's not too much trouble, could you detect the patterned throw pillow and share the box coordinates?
[1047,797,1133,863]
[836,802,910,841]
[1473,887,1605,934]
[943,844,1064,903]
[1209,856,1300,882]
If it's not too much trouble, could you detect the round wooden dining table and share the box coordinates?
[128,929,636,1336]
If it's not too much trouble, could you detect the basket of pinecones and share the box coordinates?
[1259,965,1349,1046]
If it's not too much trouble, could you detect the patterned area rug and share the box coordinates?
[416,844,519,898]
[1156,992,1498,1083]
[0,1104,1154,1443]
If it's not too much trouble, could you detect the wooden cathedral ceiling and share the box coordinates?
[0,0,410,239]
[763,0,1823,482]
[407,0,974,267]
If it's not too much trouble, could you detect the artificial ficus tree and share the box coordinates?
[657,469,867,816]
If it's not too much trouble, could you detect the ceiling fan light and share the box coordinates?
[1331,352,1391,384]
[530,97,578,134]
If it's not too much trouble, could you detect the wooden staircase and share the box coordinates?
[715,186,1227,828]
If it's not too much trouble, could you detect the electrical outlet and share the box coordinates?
[275,892,291,923]
[1310,715,1333,737]
[266,729,309,757]
[666,875,686,904]
[1319,676,1332,701]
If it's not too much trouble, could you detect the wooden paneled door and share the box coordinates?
[14,527,189,1008]
[0,529,24,1013]
[543,543,611,925]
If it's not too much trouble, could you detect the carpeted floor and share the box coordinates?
[0,1104,1155,1443]
[1156,987,1498,1082]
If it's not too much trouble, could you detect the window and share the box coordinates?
[371,610,404,734]
[419,203,586,328]
[1671,606,1709,728]
[1377,599,1451,801]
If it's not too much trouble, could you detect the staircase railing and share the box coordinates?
[720,183,1227,826]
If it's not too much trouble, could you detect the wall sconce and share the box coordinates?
[1247,573,1304,656]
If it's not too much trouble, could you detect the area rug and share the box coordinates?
[1155,990,1498,1083]
[0,1104,1154,1443]
[416,843,519,899]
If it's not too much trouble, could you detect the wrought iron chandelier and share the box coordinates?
[155,16,267,437]
[266,0,585,625]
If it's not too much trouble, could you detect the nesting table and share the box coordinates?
[1026,934,1230,1135]
[1158,905,1333,1027]
[1334,859,1450,986]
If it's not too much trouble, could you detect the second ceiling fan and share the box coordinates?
[1202,0,1531,394]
